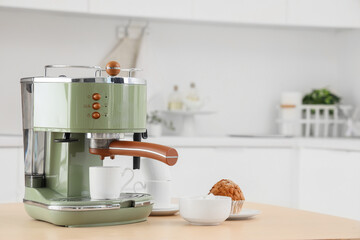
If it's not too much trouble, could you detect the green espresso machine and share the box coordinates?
[20,61,178,227]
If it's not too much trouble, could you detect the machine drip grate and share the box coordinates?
[49,193,150,202]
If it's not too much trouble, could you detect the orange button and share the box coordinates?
[92,93,101,101]
[92,102,101,110]
[92,112,100,119]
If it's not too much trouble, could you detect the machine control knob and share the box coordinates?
[92,102,101,110]
[92,112,100,119]
[92,93,101,100]
[106,61,121,76]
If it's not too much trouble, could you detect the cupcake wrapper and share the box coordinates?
[231,200,244,214]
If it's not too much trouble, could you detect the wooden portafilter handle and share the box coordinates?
[89,141,178,166]
[106,61,121,76]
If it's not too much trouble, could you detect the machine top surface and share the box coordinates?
[20,76,146,84]
[21,64,146,84]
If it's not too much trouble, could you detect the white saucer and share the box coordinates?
[227,209,261,220]
[150,204,179,216]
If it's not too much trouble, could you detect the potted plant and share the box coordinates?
[302,88,342,137]
[302,88,341,114]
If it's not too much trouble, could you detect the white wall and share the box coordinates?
[138,23,340,135]
[0,9,122,135]
[337,30,360,108]
[0,8,346,136]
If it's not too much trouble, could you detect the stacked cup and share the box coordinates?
[134,158,172,209]
[89,166,134,200]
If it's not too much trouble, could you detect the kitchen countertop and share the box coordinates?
[1,202,359,240]
[2,134,360,151]
[149,136,360,151]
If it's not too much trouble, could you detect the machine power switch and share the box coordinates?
[92,93,101,100]
[92,112,101,119]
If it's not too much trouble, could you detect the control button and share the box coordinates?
[92,93,101,101]
[92,112,100,119]
[92,102,101,110]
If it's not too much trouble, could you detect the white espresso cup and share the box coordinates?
[134,180,171,208]
[89,166,134,200]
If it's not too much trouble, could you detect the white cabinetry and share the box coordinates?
[170,148,218,197]
[240,0,287,25]
[213,148,298,207]
[169,143,360,220]
[0,147,24,203]
[170,147,297,208]
[1,0,360,28]
[0,0,88,13]
[191,0,287,25]
[88,0,192,20]
[287,0,360,28]
[1,135,359,221]
[191,0,242,23]
[299,149,360,220]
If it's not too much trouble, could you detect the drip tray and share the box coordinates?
[25,193,152,211]
[48,193,150,202]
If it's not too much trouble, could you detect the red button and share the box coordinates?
[92,93,101,101]
[92,112,100,119]
[92,102,101,110]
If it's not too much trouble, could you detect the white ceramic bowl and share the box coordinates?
[179,196,232,226]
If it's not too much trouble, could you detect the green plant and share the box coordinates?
[302,88,341,115]
[146,111,175,131]
[302,88,341,105]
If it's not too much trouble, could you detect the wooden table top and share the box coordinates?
[0,202,359,240]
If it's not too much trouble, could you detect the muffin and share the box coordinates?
[209,179,245,214]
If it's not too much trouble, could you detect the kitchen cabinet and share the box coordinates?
[169,148,218,197]
[1,135,360,221]
[298,149,360,220]
[287,0,360,28]
[1,0,360,29]
[191,0,242,23]
[0,147,23,203]
[88,0,192,20]
[0,0,88,13]
[92,0,287,25]
[212,147,298,208]
[170,147,298,208]
[240,0,287,25]
[167,142,360,220]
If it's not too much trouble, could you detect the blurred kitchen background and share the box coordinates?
[1,1,360,221]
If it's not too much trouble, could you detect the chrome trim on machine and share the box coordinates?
[86,133,125,140]
[24,200,121,211]
[38,64,144,80]
[21,64,145,83]
[133,201,153,208]
[24,198,153,211]
[20,77,146,84]
[44,65,102,77]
